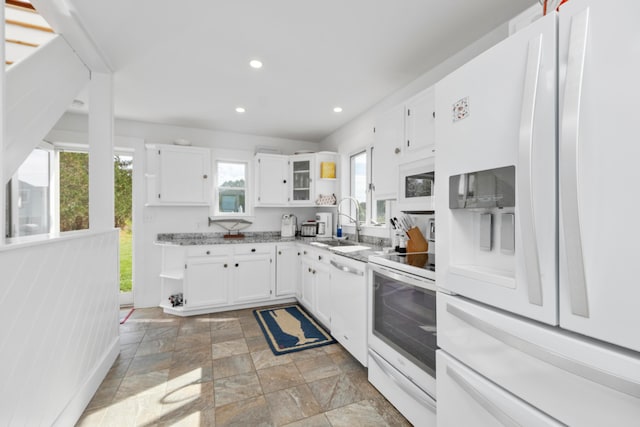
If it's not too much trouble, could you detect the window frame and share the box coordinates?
[348,145,388,229]
[213,159,252,217]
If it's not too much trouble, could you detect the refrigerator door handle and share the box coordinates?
[446,365,521,427]
[447,302,640,399]
[518,34,544,306]
[560,8,590,318]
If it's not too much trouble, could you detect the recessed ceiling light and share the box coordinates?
[249,60,263,69]
[333,107,343,113]
[235,107,246,113]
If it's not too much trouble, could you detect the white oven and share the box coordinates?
[398,157,435,212]
[367,256,437,426]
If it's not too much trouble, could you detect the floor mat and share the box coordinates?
[254,304,336,355]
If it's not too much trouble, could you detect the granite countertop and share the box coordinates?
[156,232,388,263]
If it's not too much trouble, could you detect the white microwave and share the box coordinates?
[398,157,435,212]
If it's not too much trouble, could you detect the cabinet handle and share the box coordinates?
[235,263,239,267]
[224,264,228,268]
[206,250,210,255]
[278,251,282,255]
[318,255,322,261]
[283,179,287,183]
[394,147,401,154]
[308,267,312,273]
[344,335,349,341]
[251,248,256,253]
[312,269,316,274]
[203,174,208,179]
[297,252,301,256]
[303,250,307,255]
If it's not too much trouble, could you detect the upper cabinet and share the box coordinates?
[255,152,339,207]
[372,86,435,200]
[405,87,436,155]
[146,144,211,206]
[255,153,289,206]
[372,104,405,200]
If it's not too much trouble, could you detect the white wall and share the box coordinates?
[0,230,120,426]
[50,114,322,308]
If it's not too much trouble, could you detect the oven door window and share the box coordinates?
[372,270,437,377]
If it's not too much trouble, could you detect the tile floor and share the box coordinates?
[77,305,411,426]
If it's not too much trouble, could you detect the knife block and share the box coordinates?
[406,227,428,253]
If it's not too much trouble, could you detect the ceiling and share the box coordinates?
[67,0,537,142]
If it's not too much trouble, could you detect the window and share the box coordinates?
[6,147,52,237]
[349,147,387,227]
[216,161,247,214]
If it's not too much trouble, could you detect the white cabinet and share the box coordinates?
[185,254,230,308]
[372,104,404,200]
[405,87,435,156]
[255,154,288,206]
[299,247,332,329]
[254,152,339,207]
[233,246,274,303]
[146,144,211,205]
[275,244,300,297]
[372,86,435,200]
[329,255,367,366]
[158,243,276,315]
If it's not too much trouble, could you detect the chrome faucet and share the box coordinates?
[337,196,361,243]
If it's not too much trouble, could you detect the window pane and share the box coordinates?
[217,162,246,213]
[59,152,89,231]
[376,200,386,224]
[11,149,51,237]
[351,151,367,223]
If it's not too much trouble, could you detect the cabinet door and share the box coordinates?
[290,155,314,205]
[276,244,300,296]
[300,257,315,311]
[185,256,230,308]
[233,253,273,303]
[314,262,332,329]
[255,154,288,206]
[158,145,211,204]
[373,104,404,199]
[405,87,435,155]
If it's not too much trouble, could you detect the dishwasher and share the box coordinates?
[329,254,368,366]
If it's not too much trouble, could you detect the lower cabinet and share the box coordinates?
[299,247,332,329]
[185,255,231,308]
[159,243,276,314]
[275,244,300,297]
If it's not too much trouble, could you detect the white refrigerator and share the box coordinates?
[435,0,640,425]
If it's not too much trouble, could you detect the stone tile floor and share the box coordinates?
[77,306,411,426]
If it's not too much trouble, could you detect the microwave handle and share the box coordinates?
[517,34,543,307]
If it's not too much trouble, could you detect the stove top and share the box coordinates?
[368,251,435,280]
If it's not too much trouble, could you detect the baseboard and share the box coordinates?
[53,335,120,427]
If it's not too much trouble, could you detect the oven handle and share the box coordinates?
[368,262,436,292]
[368,350,437,411]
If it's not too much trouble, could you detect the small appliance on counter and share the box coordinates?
[315,212,333,239]
[281,214,297,237]
[300,220,317,237]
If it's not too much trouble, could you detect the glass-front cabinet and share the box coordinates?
[290,155,314,204]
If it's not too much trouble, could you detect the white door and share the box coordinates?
[372,104,404,199]
[405,87,435,155]
[158,146,210,204]
[313,262,332,329]
[275,245,299,296]
[255,154,288,205]
[435,13,557,325]
[185,256,230,307]
[233,253,273,303]
[299,257,315,311]
[558,0,640,352]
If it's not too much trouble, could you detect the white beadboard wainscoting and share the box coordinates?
[0,229,120,426]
